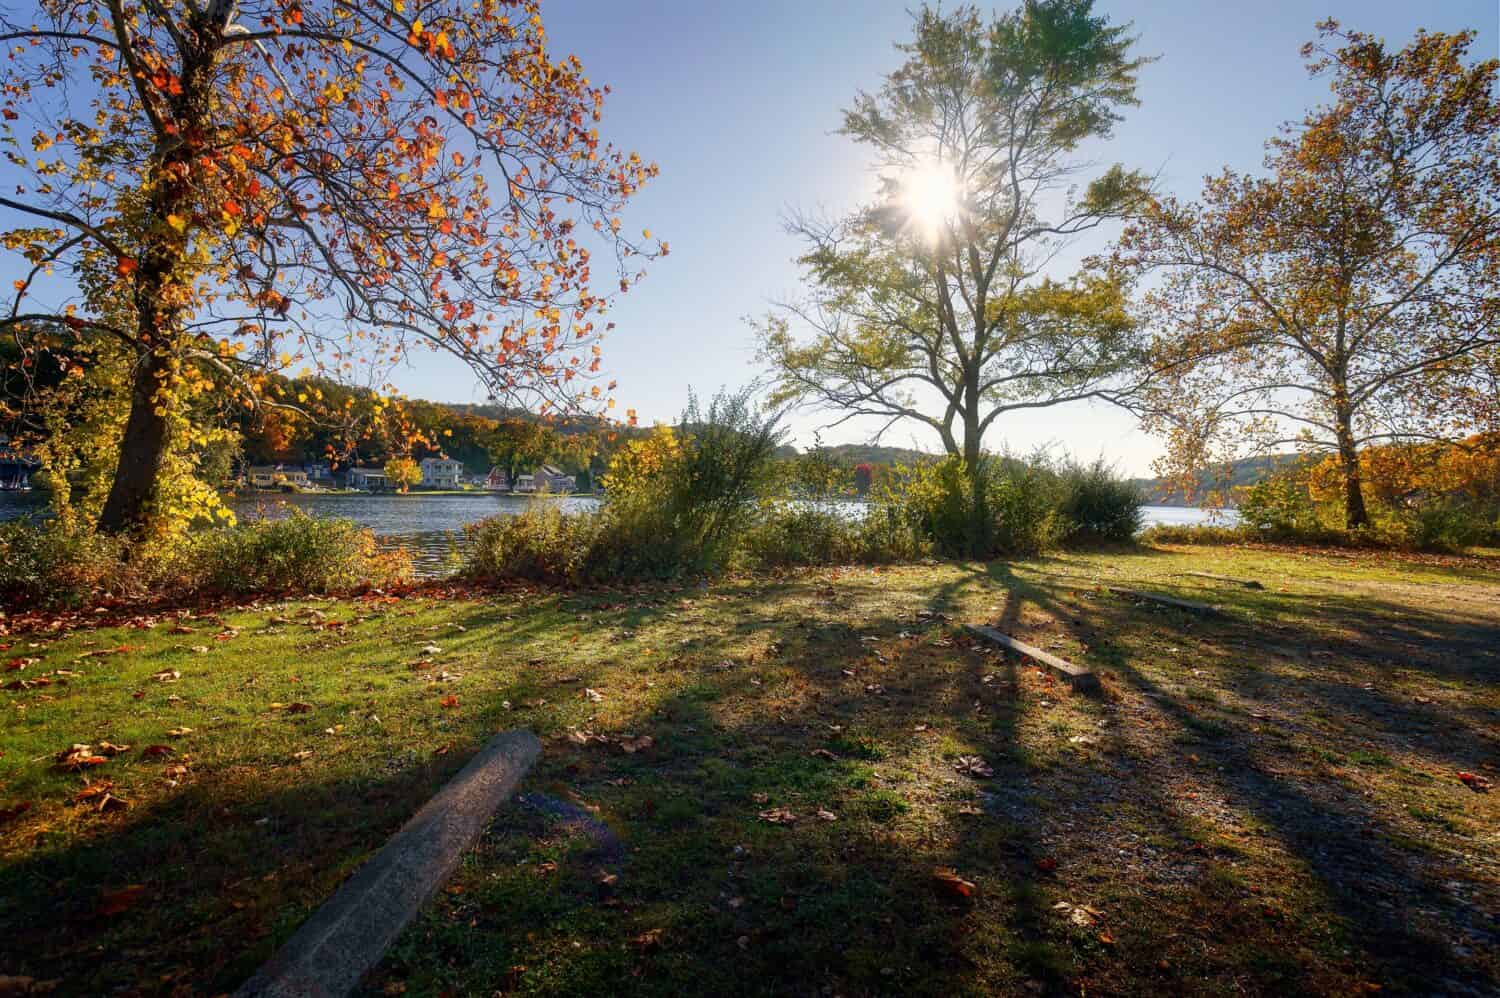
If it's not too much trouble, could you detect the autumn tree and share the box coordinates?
[383,454,420,492]
[0,0,660,535]
[483,415,554,487]
[758,1,1152,506]
[1118,22,1500,529]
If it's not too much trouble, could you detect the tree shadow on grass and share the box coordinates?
[2,562,1493,996]
[940,561,1499,994]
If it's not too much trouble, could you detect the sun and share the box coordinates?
[900,159,962,242]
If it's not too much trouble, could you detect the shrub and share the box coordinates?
[1055,459,1143,543]
[182,512,411,595]
[1238,473,1324,536]
[738,504,862,568]
[736,500,930,568]
[985,458,1066,556]
[465,387,787,583]
[0,520,140,607]
[1378,498,1498,553]
[463,504,598,584]
[885,455,1064,558]
[1138,523,1250,546]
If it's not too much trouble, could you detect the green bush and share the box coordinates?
[0,520,140,607]
[884,455,1064,558]
[1238,473,1325,537]
[1055,459,1143,543]
[182,512,411,595]
[463,504,599,584]
[985,458,1066,556]
[1138,523,1250,546]
[465,387,786,584]
[1376,499,1499,553]
[0,512,408,607]
[736,500,930,568]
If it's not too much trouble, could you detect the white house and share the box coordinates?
[514,473,536,493]
[420,457,463,489]
[248,465,308,489]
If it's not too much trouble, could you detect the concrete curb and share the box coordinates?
[235,729,542,998]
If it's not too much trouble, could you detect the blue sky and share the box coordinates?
[394,0,1476,475]
[5,2,1493,473]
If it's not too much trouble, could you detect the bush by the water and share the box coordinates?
[0,512,410,607]
[1056,459,1144,543]
[464,438,1145,583]
[878,455,1141,559]
[0,520,144,607]
[466,388,786,583]
[183,513,412,595]
[736,501,931,568]
[1158,449,1500,553]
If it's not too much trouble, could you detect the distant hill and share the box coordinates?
[1129,453,1311,506]
[814,443,939,467]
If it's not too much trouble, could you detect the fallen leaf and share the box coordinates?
[1457,771,1492,793]
[1053,900,1101,927]
[758,807,798,825]
[1035,856,1058,873]
[96,741,131,756]
[166,727,193,737]
[0,801,32,825]
[152,669,181,682]
[141,744,174,758]
[440,694,460,708]
[932,867,975,897]
[584,687,604,702]
[954,755,994,778]
[54,744,108,770]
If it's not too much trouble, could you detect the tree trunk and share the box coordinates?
[96,351,173,535]
[1334,410,1370,530]
[961,396,989,557]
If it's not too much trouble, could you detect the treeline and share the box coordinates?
[233,377,945,489]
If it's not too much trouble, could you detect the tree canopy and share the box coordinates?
[0,0,659,534]
[758,0,1153,472]
[1118,21,1500,528]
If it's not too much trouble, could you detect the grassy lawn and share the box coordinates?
[2,543,1497,996]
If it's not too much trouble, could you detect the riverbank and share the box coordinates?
[2,544,1495,995]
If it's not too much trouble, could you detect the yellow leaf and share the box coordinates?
[167,214,187,232]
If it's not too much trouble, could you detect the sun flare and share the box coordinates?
[900,159,962,241]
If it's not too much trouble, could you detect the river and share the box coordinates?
[0,491,1239,576]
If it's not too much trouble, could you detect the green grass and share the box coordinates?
[1,543,1497,995]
